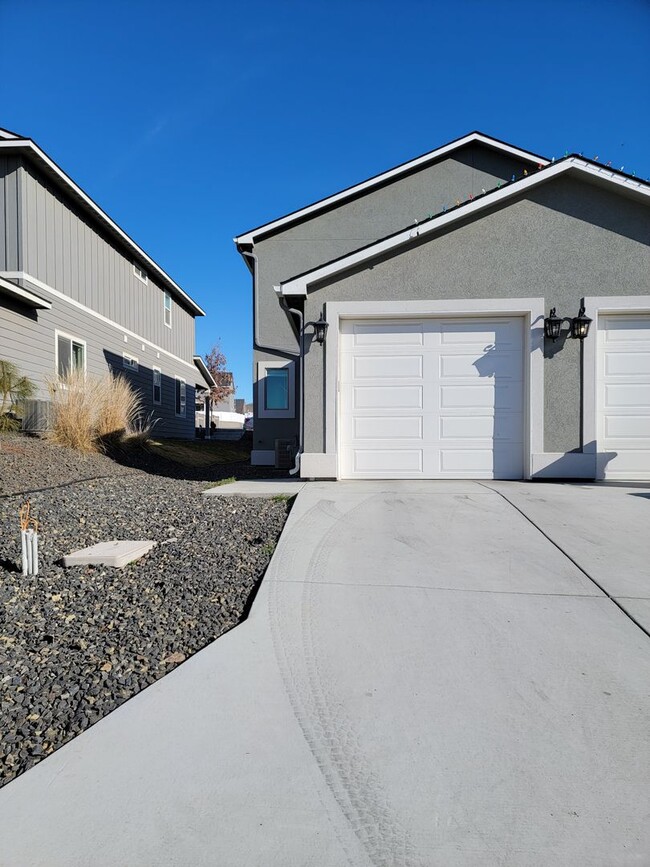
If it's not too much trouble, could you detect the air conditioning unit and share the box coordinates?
[21,399,53,433]
[274,438,296,469]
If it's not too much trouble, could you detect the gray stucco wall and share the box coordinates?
[1,291,197,438]
[251,143,535,453]
[19,159,195,360]
[300,175,650,456]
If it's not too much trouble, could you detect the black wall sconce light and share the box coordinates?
[544,305,592,342]
[306,314,329,345]
[570,305,592,340]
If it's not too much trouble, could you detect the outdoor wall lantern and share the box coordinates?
[544,307,563,341]
[570,305,592,340]
[306,314,329,345]
[544,305,592,342]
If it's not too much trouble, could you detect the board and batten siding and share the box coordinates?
[0,155,22,271]
[19,159,194,361]
[0,292,196,438]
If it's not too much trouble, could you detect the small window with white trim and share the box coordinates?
[153,367,162,405]
[133,264,148,284]
[56,332,86,378]
[123,352,139,372]
[175,377,186,417]
[164,291,172,328]
[257,361,295,419]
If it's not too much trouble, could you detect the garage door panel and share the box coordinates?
[341,317,525,479]
[353,416,423,440]
[440,351,522,379]
[604,384,650,408]
[605,352,650,377]
[599,314,650,479]
[354,449,423,473]
[352,323,424,345]
[604,416,650,438]
[440,414,523,441]
[353,355,423,379]
[353,386,423,410]
[439,383,521,410]
[439,319,519,346]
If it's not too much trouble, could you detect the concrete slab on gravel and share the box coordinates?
[62,540,156,568]
[2,480,649,866]
[203,479,309,497]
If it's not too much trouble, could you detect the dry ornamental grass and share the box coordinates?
[47,370,151,452]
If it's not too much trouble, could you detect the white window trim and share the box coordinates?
[133,263,148,284]
[305,298,545,481]
[175,376,186,418]
[164,291,172,329]
[2,271,199,373]
[123,352,139,372]
[55,329,87,377]
[153,366,162,405]
[257,360,295,419]
[583,296,650,479]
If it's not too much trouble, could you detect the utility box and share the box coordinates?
[274,438,296,469]
[21,400,53,433]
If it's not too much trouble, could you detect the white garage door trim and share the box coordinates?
[306,298,545,480]
[583,296,650,480]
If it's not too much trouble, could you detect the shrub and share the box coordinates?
[0,359,36,432]
[47,369,147,452]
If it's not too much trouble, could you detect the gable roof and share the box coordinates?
[0,127,205,316]
[276,156,650,297]
[234,132,549,246]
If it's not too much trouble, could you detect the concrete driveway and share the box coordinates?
[1,481,649,866]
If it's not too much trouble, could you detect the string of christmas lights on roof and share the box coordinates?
[413,153,649,228]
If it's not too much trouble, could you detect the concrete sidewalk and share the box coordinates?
[0,481,649,865]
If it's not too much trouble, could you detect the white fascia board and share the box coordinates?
[278,159,650,297]
[0,275,52,309]
[0,139,205,317]
[193,355,216,388]
[234,133,549,245]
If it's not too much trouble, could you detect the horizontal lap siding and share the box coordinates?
[1,295,196,439]
[21,161,195,361]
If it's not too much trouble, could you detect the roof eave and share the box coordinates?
[0,275,52,309]
[277,159,650,296]
[193,355,216,388]
[234,132,550,247]
[0,138,205,317]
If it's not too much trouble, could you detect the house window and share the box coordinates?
[257,361,295,419]
[175,377,186,417]
[265,368,289,411]
[56,332,86,378]
[133,264,148,284]
[153,367,161,405]
[164,292,172,328]
[123,353,139,372]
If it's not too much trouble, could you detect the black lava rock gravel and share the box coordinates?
[0,437,291,788]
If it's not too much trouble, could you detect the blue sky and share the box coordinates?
[2,0,649,401]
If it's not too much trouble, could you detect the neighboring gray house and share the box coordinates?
[235,131,650,480]
[0,127,211,437]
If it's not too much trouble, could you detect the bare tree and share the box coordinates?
[204,343,234,405]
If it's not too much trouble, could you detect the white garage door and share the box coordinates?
[339,317,524,479]
[599,315,650,479]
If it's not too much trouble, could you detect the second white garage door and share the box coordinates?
[339,317,525,479]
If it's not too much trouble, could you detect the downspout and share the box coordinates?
[278,296,304,476]
[239,246,303,475]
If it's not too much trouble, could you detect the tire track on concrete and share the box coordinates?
[268,492,424,867]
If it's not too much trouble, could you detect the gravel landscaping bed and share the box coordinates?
[0,435,292,788]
